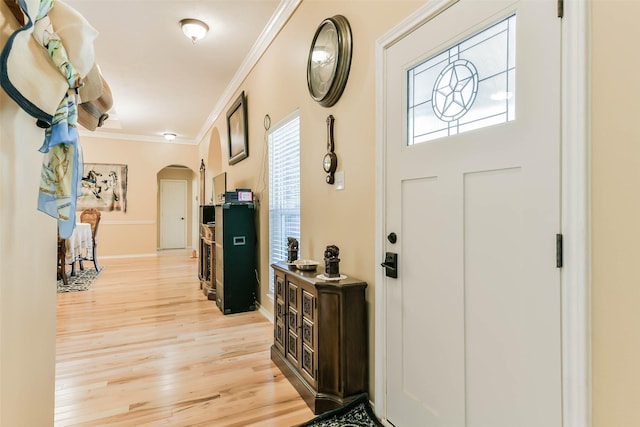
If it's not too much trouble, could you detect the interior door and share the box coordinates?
[383,1,562,426]
[160,179,187,249]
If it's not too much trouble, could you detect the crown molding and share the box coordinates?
[75,0,300,146]
[195,0,302,144]
[78,129,197,145]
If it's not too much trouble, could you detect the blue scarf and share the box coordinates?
[34,0,84,239]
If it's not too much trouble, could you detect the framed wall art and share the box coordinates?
[226,91,248,165]
[77,163,128,212]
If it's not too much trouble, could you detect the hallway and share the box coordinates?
[55,251,313,426]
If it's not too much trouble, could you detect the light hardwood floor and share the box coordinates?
[55,251,314,426]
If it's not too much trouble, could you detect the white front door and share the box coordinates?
[383,1,562,426]
[160,179,187,249]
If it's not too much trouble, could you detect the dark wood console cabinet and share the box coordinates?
[198,224,215,300]
[270,262,368,414]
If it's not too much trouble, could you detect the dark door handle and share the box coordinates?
[381,252,398,278]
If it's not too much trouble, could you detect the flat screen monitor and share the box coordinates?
[200,205,215,225]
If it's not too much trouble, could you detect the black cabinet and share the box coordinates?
[214,203,257,314]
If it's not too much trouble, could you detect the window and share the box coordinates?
[268,112,300,294]
[408,14,516,145]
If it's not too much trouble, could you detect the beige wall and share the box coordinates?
[198,0,425,400]
[592,1,640,425]
[0,4,57,425]
[0,94,57,427]
[80,136,199,257]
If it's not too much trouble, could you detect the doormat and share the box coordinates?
[57,267,103,293]
[299,394,384,427]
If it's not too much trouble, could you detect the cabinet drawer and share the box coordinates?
[302,290,315,321]
[287,330,298,363]
[288,307,298,332]
[275,274,285,299]
[288,281,298,307]
[302,344,315,381]
[275,320,285,352]
[276,300,285,322]
[302,318,314,347]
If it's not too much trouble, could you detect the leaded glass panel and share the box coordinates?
[407,14,516,145]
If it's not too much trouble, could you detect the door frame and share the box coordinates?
[159,179,188,249]
[374,1,591,426]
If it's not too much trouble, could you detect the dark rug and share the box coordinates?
[299,394,384,427]
[57,267,103,293]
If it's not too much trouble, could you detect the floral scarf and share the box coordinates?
[34,0,84,239]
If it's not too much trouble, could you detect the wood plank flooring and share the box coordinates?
[55,251,314,426]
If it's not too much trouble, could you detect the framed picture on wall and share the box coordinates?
[77,163,128,212]
[226,91,248,165]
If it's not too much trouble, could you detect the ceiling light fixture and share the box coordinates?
[163,132,176,141]
[180,18,209,44]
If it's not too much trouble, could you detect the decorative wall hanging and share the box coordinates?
[307,15,353,107]
[227,91,249,165]
[199,159,206,203]
[323,115,338,184]
[77,163,128,212]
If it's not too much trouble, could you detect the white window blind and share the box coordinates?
[268,112,300,293]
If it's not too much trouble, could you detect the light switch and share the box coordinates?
[335,170,345,190]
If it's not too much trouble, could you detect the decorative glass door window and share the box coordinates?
[407,14,516,145]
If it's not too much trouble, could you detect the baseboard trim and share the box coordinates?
[99,220,156,225]
[100,253,158,260]
[258,302,274,324]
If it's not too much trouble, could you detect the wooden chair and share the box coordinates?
[80,208,102,272]
[57,232,68,285]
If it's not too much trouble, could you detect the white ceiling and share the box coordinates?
[64,0,298,144]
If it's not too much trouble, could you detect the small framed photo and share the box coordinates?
[226,91,248,165]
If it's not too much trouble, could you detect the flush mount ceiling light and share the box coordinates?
[163,132,176,141]
[180,18,209,44]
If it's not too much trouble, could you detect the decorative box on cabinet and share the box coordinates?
[270,262,368,414]
[198,224,215,300]
[214,203,257,314]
